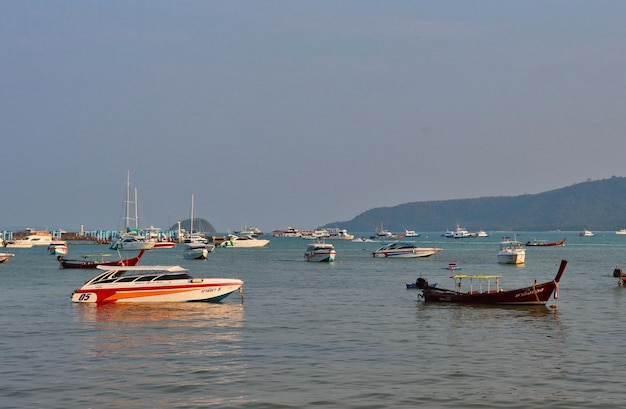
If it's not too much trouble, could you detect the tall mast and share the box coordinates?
[190,194,194,236]
[134,187,139,230]
[124,170,132,231]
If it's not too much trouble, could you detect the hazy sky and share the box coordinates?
[2,1,626,233]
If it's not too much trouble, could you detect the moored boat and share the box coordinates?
[71,265,243,304]
[5,230,53,248]
[525,237,566,247]
[372,241,442,258]
[579,229,594,237]
[48,240,68,255]
[421,260,567,305]
[110,234,156,251]
[219,234,270,248]
[304,241,336,262]
[497,236,526,264]
[183,242,209,260]
[58,250,145,269]
[0,252,15,263]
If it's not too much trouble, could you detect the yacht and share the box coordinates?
[497,237,526,264]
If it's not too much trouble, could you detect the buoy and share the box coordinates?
[550,304,557,309]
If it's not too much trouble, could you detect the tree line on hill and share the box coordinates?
[324,176,626,232]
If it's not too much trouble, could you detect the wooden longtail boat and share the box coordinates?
[58,250,145,269]
[525,237,566,247]
[421,260,567,305]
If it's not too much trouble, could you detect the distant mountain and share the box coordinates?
[169,218,216,233]
[324,176,626,232]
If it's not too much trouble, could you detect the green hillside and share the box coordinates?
[325,176,626,232]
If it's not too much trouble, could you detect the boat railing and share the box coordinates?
[452,274,502,294]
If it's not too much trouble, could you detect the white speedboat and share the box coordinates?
[110,234,156,251]
[497,237,526,264]
[0,252,15,263]
[372,242,443,258]
[579,229,594,237]
[71,265,243,304]
[616,229,626,235]
[183,242,209,259]
[48,240,68,255]
[304,241,336,262]
[219,234,270,248]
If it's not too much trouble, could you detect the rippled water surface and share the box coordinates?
[2,232,626,408]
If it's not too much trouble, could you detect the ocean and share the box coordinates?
[1,232,625,408]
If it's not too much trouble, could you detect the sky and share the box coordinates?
[2,1,626,233]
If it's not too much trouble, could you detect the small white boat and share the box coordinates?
[219,234,270,248]
[616,229,626,235]
[183,242,209,259]
[0,252,15,263]
[372,242,442,258]
[71,265,243,304]
[110,234,156,251]
[403,229,420,237]
[579,229,594,237]
[48,240,68,255]
[304,241,336,262]
[497,237,526,264]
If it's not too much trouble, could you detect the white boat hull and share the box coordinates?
[497,251,526,264]
[220,238,270,248]
[183,248,209,259]
[372,247,442,258]
[305,249,336,262]
[72,278,243,303]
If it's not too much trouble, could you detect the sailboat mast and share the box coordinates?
[134,187,139,230]
[124,170,132,231]
[190,194,195,236]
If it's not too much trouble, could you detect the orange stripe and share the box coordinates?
[104,288,195,301]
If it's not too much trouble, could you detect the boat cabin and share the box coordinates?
[86,266,193,285]
[451,274,503,294]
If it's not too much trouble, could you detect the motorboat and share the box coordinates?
[443,224,470,239]
[0,252,15,263]
[219,234,270,248]
[579,229,594,237]
[234,225,263,237]
[325,228,354,240]
[110,234,156,251]
[403,229,420,237]
[616,229,626,235]
[420,260,567,305]
[301,229,330,240]
[304,241,336,262]
[5,230,53,248]
[71,265,243,303]
[497,237,526,264]
[151,240,176,249]
[474,230,489,237]
[48,240,68,255]
[58,250,145,269]
[372,242,443,258]
[183,242,209,260]
[272,227,302,237]
[372,224,396,240]
[525,237,566,247]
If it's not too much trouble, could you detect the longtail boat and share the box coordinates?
[525,237,566,247]
[421,260,567,305]
[58,250,145,269]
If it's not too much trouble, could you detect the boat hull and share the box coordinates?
[183,248,208,259]
[373,248,441,258]
[71,279,243,303]
[497,252,525,264]
[305,249,336,262]
[58,250,145,269]
[422,260,567,305]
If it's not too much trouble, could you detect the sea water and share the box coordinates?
[1,232,626,408]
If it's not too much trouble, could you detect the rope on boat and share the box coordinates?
[533,280,540,303]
